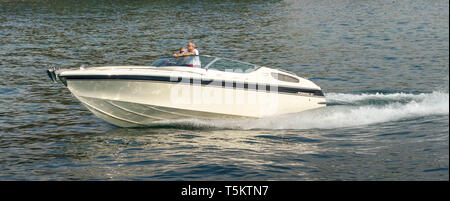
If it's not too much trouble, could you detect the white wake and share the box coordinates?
[158,91,449,130]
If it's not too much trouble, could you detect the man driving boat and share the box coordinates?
[173,42,200,67]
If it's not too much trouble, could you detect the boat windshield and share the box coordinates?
[151,55,258,72]
[205,58,257,72]
[151,55,215,68]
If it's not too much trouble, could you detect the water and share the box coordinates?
[0,0,448,180]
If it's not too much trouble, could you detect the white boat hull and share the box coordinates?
[67,79,326,127]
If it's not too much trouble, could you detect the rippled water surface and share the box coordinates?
[0,0,448,180]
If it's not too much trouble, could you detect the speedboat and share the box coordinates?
[47,55,326,127]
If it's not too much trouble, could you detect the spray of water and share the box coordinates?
[153,91,449,130]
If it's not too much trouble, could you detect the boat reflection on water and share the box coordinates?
[63,126,323,180]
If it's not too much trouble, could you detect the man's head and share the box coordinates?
[187,42,195,51]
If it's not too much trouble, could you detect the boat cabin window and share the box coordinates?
[206,58,256,72]
[271,72,299,83]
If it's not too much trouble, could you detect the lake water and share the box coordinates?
[0,0,448,180]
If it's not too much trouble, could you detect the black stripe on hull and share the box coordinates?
[60,74,325,97]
